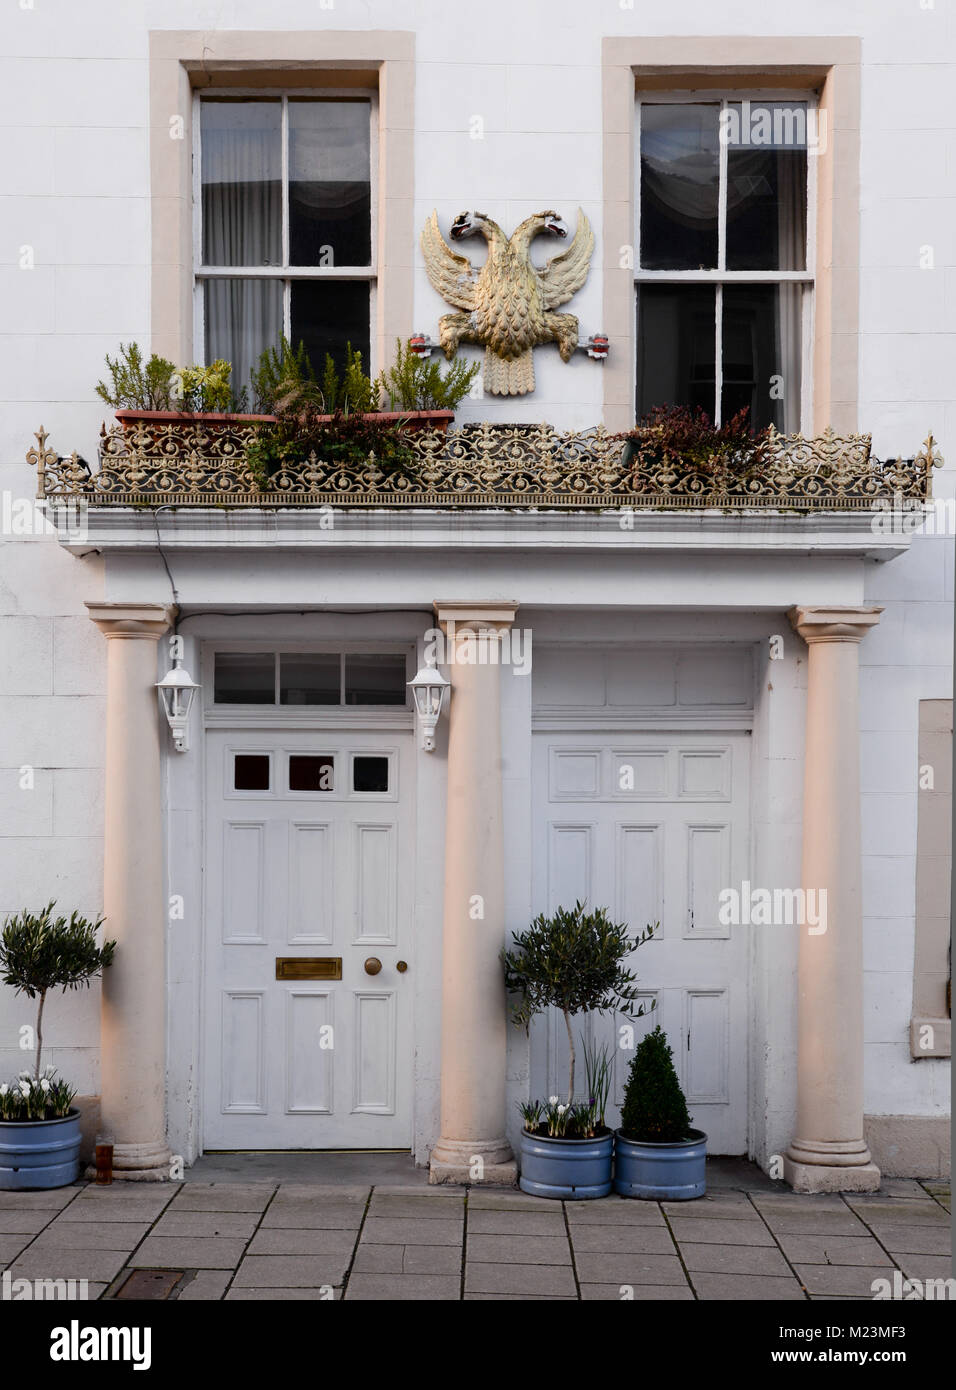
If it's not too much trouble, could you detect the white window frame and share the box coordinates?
[192,88,379,374]
[634,89,817,431]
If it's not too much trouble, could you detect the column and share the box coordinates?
[784,605,883,1193]
[429,601,519,1184]
[87,602,175,1180]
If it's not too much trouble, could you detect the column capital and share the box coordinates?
[788,605,883,645]
[86,602,176,641]
[433,600,519,634]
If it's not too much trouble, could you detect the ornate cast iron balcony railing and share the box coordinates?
[28,420,941,512]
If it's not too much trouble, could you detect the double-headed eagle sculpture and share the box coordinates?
[422,208,594,396]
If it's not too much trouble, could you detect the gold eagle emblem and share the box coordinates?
[421,208,594,396]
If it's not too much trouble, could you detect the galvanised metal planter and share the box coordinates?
[613,1128,707,1200]
[0,1110,82,1190]
[519,1128,613,1200]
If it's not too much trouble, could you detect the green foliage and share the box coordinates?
[175,359,234,412]
[95,342,177,411]
[620,1024,693,1144]
[582,1036,612,1128]
[623,404,771,477]
[503,902,655,1106]
[0,902,116,1082]
[377,338,480,412]
[0,1068,75,1122]
[250,335,315,413]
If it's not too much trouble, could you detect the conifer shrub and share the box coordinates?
[620,1024,693,1143]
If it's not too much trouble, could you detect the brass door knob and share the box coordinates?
[364,957,382,976]
[396,960,408,973]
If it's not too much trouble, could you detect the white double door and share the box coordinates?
[203,730,413,1149]
[531,731,751,1154]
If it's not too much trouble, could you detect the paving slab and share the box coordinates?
[261,1205,365,1230]
[7,1248,129,1283]
[878,1180,936,1199]
[467,1233,571,1265]
[0,1210,57,1234]
[130,1236,249,1270]
[692,1272,806,1300]
[845,1198,950,1226]
[793,1263,902,1297]
[464,1261,577,1297]
[878,1225,952,1256]
[564,1201,665,1226]
[233,1254,349,1287]
[150,1210,260,1239]
[246,1227,357,1256]
[568,1224,677,1255]
[29,1221,151,1251]
[465,1292,577,1300]
[774,1232,893,1266]
[366,1194,465,1220]
[668,1216,774,1246]
[58,1200,173,1224]
[269,1184,368,1204]
[753,1208,870,1237]
[467,1208,567,1236]
[345,1273,460,1300]
[226,1286,339,1300]
[167,1184,275,1212]
[360,1216,462,1245]
[893,1254,955,1283]
[0,1235,31,1261]
[574,1252,686,1286]
[401,1244,462,1275]
[661,1191,755,1218]
[679,1242,791,1276]
[352,1243,404,1273]
[176,1269,232,1301]
[466,1191,559,1212]
[0,1188,81,1210]
[581,1282,694,1301]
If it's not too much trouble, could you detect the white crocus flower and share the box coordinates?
[0,1084,8,1096]
[40,1079,51,1092]
[557,1104,566,1114]
[548,1096,558,1105]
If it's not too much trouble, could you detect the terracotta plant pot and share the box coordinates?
[114,409,455,434]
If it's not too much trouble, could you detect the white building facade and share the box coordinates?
[0,1,952,1187]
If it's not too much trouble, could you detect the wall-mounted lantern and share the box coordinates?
[408,655,450,752]
[156,662,201,753]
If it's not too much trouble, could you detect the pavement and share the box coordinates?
[0,1166,949,1302]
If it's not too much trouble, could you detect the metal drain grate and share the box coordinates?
[114,1269,184,1300]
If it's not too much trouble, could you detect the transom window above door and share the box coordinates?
[197,94,374,397]
[635,98,814,432]
[213,652,408,707]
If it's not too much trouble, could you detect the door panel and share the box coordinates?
[204,731,413,1149]
[532,731,750,1153]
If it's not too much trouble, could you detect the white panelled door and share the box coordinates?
[531,732,750,1154]
[203,731,413,1149]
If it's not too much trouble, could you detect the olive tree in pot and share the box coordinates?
[503,901,654,1200]
[615,1024,707,1200]
[0,904,115,1190]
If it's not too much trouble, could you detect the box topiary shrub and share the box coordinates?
[620,1024,693,1143]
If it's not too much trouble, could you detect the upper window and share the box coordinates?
[636,98,813,432]
[196,95,374,397]
[213,651,407,707]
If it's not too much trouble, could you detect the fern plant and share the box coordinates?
[620,1024,693,1144]
[377,337,479,412]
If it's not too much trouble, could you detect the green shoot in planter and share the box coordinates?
[582,1035,612,1130]
[95,342,177,411]
[502,901,656,1107]
[0,903,115,1081]
[620,1024,693,1143]
[377,337,480,412]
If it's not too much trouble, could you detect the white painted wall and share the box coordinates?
[0,0,951,1158]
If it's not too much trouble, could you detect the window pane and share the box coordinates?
[205,277,283,399]
[291,280,370,379]
[289,755,334,792]
[234,754,271,791]
[289,100,371,267]
[353,756,389,793]
[345,655,407,706]
[201,100,282,267]
[279,654,341,705]
[721,284,802,432]
[725,103,807,270]
[637,284,716,419]
[215,653,275,704]
[640,104,719,270]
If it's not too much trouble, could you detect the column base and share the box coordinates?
[428,1135,517,1186]
[784,1139,881,1194]
[84,1138,172,1183]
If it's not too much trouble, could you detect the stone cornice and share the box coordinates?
[788,605,884,644]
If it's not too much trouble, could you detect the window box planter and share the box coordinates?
[518,1127,613,1200]
[613,1127,707,1200]
[113,409,455,434]
[0,1109,82,1190]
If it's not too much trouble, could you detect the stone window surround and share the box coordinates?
[602,36,861,435]
[148,29,415,374]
